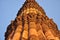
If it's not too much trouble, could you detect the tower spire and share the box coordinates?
[5,0,60,40]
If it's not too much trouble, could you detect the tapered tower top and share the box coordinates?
[5,0,60,40]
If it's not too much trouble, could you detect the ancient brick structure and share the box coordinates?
[5,0,60,40]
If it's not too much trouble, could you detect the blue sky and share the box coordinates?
[0,0,60,40]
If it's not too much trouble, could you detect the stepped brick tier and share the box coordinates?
[5,0,60,40]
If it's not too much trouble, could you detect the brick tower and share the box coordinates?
[5,0,60,40]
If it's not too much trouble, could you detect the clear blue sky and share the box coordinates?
[0,0,60,40]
